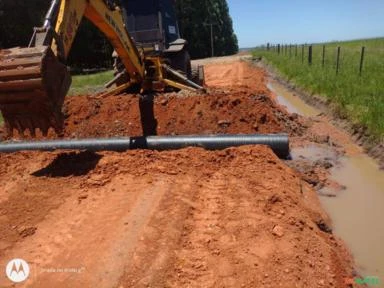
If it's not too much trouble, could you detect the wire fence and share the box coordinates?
[263,43,369,76]
[254,40,384,138]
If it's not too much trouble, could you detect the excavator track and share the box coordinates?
[0,46,71,137]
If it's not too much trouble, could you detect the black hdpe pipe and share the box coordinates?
[0,134,290,158]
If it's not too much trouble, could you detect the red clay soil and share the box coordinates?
[59,62,304,139]
[0,61,304,140]
[61,89,305,139]
[0,60,355,288]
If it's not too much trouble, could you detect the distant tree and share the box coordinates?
[0,1,112,70]
[67,18,113,70]
[175,0,238,59]
[0,0,46,48]
[0,0,238,65]
[213,0,238,56]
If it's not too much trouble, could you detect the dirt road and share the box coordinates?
[0,59,355,287]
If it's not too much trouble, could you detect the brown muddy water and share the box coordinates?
[269,80,384,284]
[267,82,318,117]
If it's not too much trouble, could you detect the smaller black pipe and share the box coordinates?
[0,134,290,158]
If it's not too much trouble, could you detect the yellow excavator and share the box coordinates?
[0,0,204,137]
[0,0,290,158]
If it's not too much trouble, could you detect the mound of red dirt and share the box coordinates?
[62,88,305,139]
[0,61,305,140]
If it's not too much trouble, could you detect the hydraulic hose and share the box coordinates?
[0,134,289,158]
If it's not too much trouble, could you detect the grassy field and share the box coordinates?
[69,70,114,95]
[253,38,384,141]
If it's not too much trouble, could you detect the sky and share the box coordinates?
[227,0,384,48]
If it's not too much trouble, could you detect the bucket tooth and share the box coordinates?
[14,119,25,138]
[0,46,71,137]
[29,118,38,137]
[38,118,50,136]
[24,117,35,137]
[4,120,13,137]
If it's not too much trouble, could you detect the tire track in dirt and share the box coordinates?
[117,146,353,288]
[167,172,233,287]
[118,176,198,287]
[0,171,173,288]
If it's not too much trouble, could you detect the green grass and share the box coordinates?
[253,38,384,141]
[69,70,114,95]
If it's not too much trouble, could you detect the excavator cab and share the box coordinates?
[122,0,182,50]
[119,0,192,78]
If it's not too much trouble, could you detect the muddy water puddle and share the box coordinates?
[291,144,337,162]
[321,155,384,281]
[269,80,384,283]
[267,81,318,117]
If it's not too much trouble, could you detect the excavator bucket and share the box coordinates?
[0,46,71,137]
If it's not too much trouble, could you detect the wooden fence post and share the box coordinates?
[302,45,304,63]
[336,46,341,75]
[308,45,313,65]
[278,44,280,54]
[322,45,325,67]
[359,46,365,76]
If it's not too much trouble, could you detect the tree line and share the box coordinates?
[175,0,238,58]
[0,0,238,68]
[0,0,113,70]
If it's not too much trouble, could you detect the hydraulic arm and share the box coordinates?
[0,0,201,137]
